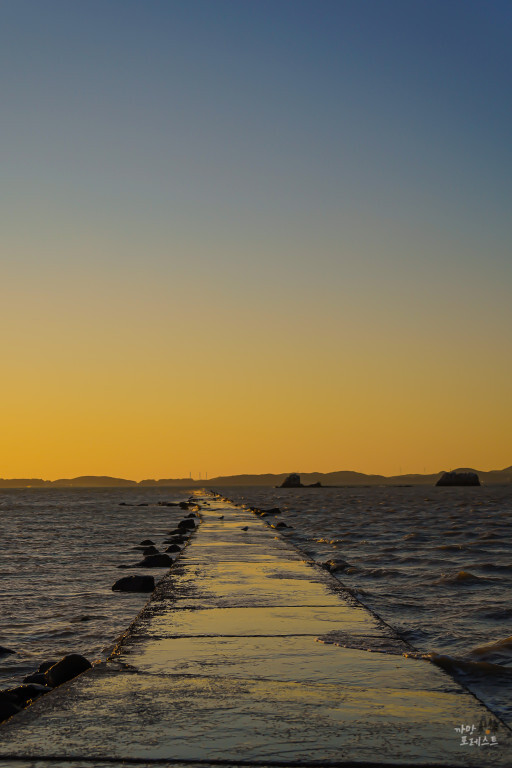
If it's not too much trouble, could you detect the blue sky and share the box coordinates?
[3,1,511,280]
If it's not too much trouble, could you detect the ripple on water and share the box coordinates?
[433,570,498,586]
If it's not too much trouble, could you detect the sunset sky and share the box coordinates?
[2,0,511,480]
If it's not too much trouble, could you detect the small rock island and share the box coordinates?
[280,473,302,488]
[279,473,322,488]
[436,471,481,487]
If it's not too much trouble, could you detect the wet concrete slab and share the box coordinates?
[115,635,459,691]
[152,573,348,608]
[169,560,326,581]
[148,558,352,608]
[0,763,234,768]
[0,764,230,768]
[126,604,382,638]
[0,666,508,765]
[180,547,306,565]
[0,493,510,766]
[182,531,287,547]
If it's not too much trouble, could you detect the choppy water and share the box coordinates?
[219,485,512,726]
[1,485,511,728]
[0,487,193,689]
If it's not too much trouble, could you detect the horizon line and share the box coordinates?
[0,464,511,487]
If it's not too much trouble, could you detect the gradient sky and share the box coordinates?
[1,0,511,480]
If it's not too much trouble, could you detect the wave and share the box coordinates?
[477,562,512,572]
[404,634,512,676]
[364,568,404,578]
[468,635,512,666]
[405,651,512,677]
[479,607,512,621]
[433,570,487,585]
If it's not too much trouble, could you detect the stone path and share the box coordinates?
[0,493,510,767]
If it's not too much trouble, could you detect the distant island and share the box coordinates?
[436,471,481,487]
[0,466,511,488]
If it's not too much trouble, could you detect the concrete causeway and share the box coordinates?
[0,492,511,767]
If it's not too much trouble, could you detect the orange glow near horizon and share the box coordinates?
[2,263,510,481]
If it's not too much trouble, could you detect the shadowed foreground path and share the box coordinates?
[0,493,511,767]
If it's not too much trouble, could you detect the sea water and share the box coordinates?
[1,485,511,727]
[220,484,512,726]
[0,487,192,688]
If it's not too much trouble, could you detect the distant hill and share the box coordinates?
[204,470,435,486]
[0,466,510,488]
[0,478,49,487]
[50,476,137,487]
[139,478,196,486]
[481,466,512,484]
[201,471,391,486]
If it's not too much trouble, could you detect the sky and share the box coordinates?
[1,0,511,480]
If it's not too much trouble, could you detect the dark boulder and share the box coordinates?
[0,646,14,656]
[112,575,155,592]
[280,473,303,488]
[23,671,47,685]
[158,501,178,507]
[167,528,183,536]
[179,501,190,509]
[178,519,196,530]
[322,559,349,573]
[165,544,181,553]
[45,654,92,687]
[4,684,50,707]
[307,481,322,488]
[258,507,282,517]
[139,539,155,546]
[136,554,173,568]
[0,692,21,722]
[38,660,58,673]
[436,471,481,487]
[141,546,159,555]
[271,521,289,529]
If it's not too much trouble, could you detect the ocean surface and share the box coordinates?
[221,485,512,727]
[1,485,511,727]
[0,487,192,689]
